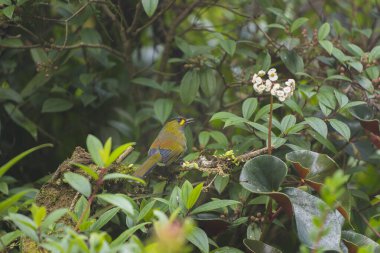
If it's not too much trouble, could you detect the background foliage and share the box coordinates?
[0,0,379,252]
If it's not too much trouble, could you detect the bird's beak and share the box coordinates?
[185,118,195,124]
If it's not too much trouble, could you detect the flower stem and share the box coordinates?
[268,95,273,155]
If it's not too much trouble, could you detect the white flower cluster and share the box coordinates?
[252,68,296,102]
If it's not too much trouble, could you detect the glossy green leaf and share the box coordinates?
[354,75,374,93]
[64,172,91,197]
[137,200,156,222]
[154,98,173,124]
[0,230,22,251]
[200,69,217,97]
[291,17,308,32]
[243,239,282,253]
[41,208,68,229]
[90,207,119,231]
[71,163,98,180]
[308,130,337,153]
[369,45,380,62]
[180,70,200,105]
[242,98,258,120]
[280,115,296,133]
[280,50,304,74]
[182,180,193,210]
[141,0,159,17]
[110,222,150,247]
[187,227,209,253]
[86,134,104,167]
[97,194,134,214]
[0,189,35,215]
[254,103,282,122]
[42,98,74,113]
[190,199,240,215]
[209,131,228,147]
[188,183,203,210]
[341,230,380,252]
[220,39,236,56]
[0,143,53,178]
[103,173,146,185]
[4,103,38,140]
[214,175,229,194]
[319,40,333,55]
[2,5,15,19]
[346,43,364,57]
[304,117,328,139]
[7,213,38,242]
[283,188,341,252]
[199,131,210,148]
[318,23,330,40]
[108,142,135,166]
[240,155,287,193]
[329,119,351,141]
[286,150,340,190]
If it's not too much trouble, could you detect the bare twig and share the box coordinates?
[116,146,134,164]
[236,147,271,162]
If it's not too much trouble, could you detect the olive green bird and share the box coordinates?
[133,116,194,178]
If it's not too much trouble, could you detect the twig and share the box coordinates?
[355,208,380,238]
[236,147,271,162]
[116,146,134,164]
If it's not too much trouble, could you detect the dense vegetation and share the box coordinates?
[0,0,379,252]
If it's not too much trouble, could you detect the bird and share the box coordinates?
[133,116,194,178]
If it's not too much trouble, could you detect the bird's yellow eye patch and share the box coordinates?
[179,119,186,125]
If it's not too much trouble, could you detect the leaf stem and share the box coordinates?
[268,95,274,155]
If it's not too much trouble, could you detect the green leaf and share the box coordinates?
[254,103,282,122]
[4,103,38,140]
[7,213,38,242]
[329,119,351,141]
[308,129,337,153]
[110,222,150,247]
[0,143,52,178]
[137,200,156,222]
[154,98,173,124]
[243,239,282,253]
[365,66,379,80]
[188,183,203,209]
[63,172,91,197]
[108,142,135,166]
[284,98,303,116]
[209,131,228,147]
[369,45,380,62]
[97,194,134,214]
[334,90,349,108]
[181,180,193,210]
[71,163,98,180]
[86,134,104,167]
[0,87,23,103]
[325,75,352,82]
[256,52,271,71]
[0,189,35,215]
[354,75,374,93]
[103,173,146,185]
[239,155,287,193]
[180,70,200,105]
[341,230,380,251]
[348,61,363,72]
[2,5,15,19]
[304,117,328,138]
[187,227,209,253]
[291,17,308,32]
[282,188,342,252]
[90,207,119,231]
[219,39,236,56]
[0,230,22,251]
[214,175,229,194]
[141,0,159,17]
[318,22,330,40]
[190,200,240,215]
[30,204,46,227]
[319,40,333,55]
[280,50,304,74]
[286,150,340,190]
[200,69,217,97]
[280,115,296,133]
[346,43,364,57]
[242,98,258,120]
[41,208,68,229]
[30,48,49,65]
[42,98,74,113]
[198,131,210,148]
[210,112,237,121]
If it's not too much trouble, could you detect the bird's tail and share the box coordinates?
[132,153,161,178]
